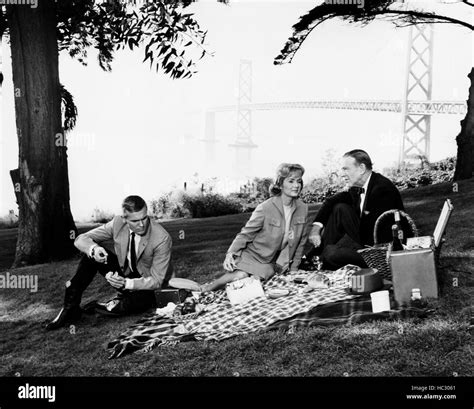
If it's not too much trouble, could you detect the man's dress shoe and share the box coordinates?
[94,298,124,317]
[45,306,82,331]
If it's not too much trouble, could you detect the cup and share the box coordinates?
[370,290,390,313]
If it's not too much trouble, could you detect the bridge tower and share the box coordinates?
[400,24,434,166]
[229,59,257,175]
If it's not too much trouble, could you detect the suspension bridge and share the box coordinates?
[203,24,467,169]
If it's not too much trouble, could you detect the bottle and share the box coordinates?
[300,254,308,270]
[311,255,323,271]
[411,288,421,300]
[391,224,404,251]
[394,210,401,228]
[410,288,427,308]
[394,210,405,244]
[394,211,405,244]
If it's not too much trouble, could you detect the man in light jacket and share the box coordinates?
[46,195,173,330]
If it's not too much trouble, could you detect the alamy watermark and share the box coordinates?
[324,0,365,9]
[0,272,38,293]
[55,131,97,151]
[0,0,38,9]
[18,383,55,403]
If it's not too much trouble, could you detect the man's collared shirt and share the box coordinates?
[124,230,141,290]
[359,172,372,215]
[312,172,373,230]
[126,230,141,273]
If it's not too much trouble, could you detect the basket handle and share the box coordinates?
[373,209,419,245]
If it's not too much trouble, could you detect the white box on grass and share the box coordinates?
[226,276,265,305]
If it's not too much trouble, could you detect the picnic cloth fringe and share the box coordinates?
[106,266,431,359]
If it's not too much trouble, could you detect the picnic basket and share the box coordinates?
[358,209,418,280]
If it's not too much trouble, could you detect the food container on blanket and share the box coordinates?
[181,297,197,314]
[226,276,265,305]
[154,288,191,308]
[346,268,387,295]
[307,274,331,289]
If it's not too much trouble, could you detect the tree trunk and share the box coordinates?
[7,0,77,267]
[453,67,474,181]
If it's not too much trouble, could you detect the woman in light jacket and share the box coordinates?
[201,163,310,292]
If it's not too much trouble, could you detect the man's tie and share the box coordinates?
[350,186,365,195]
[350,186,365,215]
[130,232,138,273]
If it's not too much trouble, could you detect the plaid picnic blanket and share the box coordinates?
[106,266,429,359]
[265,294,431,331]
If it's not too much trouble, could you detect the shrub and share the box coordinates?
[149,191,191,220]
[91,208,114,223]
[0,211,19,229]
[227,192,259,213]
[253,177,273,200]
[149,193,172,219]
[300,175,346,204]
[229,177,274,211]
[300,156,456,203]
[181,193,242,218]
[388,157,455,190]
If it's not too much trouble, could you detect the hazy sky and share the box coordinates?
[0,0,472,219]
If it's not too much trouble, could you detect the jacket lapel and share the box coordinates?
[272,196,285,250]
[288,201,302,250]
[271,195,284,217]
[136,221,151,261]
[118,224,129,268]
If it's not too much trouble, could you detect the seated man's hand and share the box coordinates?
[92,245,108,264]
[308,225,322,247]
[106,271,125,289]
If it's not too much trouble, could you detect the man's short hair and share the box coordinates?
[122,195,147,213]
[343,149,373,170]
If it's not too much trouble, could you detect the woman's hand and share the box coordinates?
[223,253,237,272]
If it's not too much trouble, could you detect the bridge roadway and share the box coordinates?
[208,100,467,115]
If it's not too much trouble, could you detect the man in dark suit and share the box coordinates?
[46,195,174,330]
[308,150,404,270]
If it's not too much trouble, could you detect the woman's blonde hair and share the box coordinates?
[269,163,305,196]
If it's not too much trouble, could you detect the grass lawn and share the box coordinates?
[0,180,472,377]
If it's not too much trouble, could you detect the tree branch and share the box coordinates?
[462,0,474,7]
[383,9,474,31]
[274,14,337,65]
[60,83,78,133]
[275,4,473,65]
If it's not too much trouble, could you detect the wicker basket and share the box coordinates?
[358,209,418,280]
